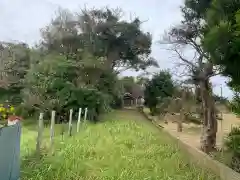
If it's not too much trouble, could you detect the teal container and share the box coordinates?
[0,123,21,180]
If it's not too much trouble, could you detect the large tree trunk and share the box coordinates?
[195,85,203,119]
[199,80,218,153]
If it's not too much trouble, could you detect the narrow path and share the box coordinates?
[157,113,240,149]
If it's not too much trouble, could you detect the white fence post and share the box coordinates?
[68,109,73,136]
[77,108,82,133]
[84,107,88,122]
[50,110,55,152]
[36,112,44,155]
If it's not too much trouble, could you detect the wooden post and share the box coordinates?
[77,108,82,133]
[36,113,44,155]
[50,110,55,152]
[61,121,64,142]
[68,109,73,136]
[84,107,88,122]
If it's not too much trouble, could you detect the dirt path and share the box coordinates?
[158,113,240,149]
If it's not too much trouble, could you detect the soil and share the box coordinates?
[157,113,240,149]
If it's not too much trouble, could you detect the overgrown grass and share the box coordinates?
[21,110,218,180]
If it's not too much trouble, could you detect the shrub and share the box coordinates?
[21,55,113,122]
[21,87,112,123]
[15,105,36,119]
[144,71,175,115]
[70,87,112,122]
[225,126,240,172]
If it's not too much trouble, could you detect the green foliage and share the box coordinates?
[121,76,135,93]
[203,0,240,86]
[22,53,112,122]
[15,105,34,119]
[225,126,240,172]
[41,7,158,72]
[0,42,31,104]
[144,70,175,115]
[182,0,212,21]
[230,91,240,115]
[0,7,158,122]
[70,88,112,122]
[96,71,122,99]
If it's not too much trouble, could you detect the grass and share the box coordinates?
[211,150,233,167]
[20,110,218,180]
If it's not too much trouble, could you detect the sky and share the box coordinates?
[0,0,233,99]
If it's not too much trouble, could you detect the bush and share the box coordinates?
[22,87,112,123]
[225,126,240,172]
[71,88,112,122]
[21,55,113,122]
[15,105,36,119]
[144,71,175,115]
[110,95,123,109]
[230,93,240,116]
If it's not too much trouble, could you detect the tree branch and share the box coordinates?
[172,48,197,69]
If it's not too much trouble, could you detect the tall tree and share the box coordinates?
[161,0,219,153]
[40,7,158,73]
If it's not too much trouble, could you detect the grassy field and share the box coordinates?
[20,110,218,180]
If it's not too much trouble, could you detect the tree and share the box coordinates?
[136,74,149,87]
[40,7,158,74]
[202,0,240,113]
[161,0,220,153]
[121,76,136,93]
[0,42,31,104]
[35,7,160,114]
[0,7,159,122]
[22,52,112,121]
[23,54,74,110]
[144,70,175,115]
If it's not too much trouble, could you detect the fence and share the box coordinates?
[0,106,88,179]
[36,107,88,155]
[0,123,21,180]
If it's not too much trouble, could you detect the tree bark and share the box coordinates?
[199,80,218,153]
[195,85,203,119]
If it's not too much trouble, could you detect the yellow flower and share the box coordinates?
[0,107,4,112]
[10,106,14,112]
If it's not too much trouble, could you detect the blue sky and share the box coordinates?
[0,0,233,98]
